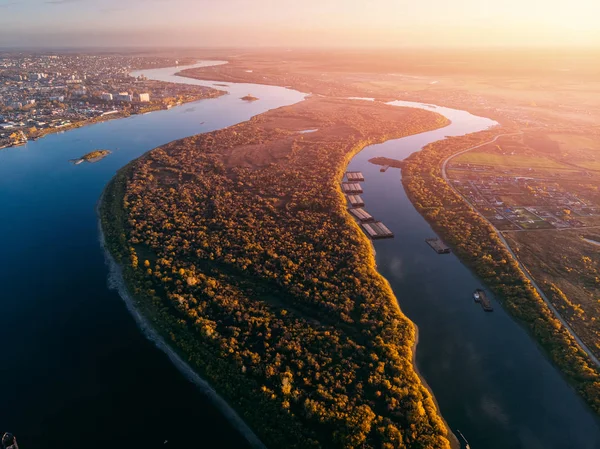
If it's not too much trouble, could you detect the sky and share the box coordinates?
[1,0,599,48]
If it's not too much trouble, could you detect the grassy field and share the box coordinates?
[505,229,600,357]
[454,151,571,169]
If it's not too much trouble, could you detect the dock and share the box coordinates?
[425,238,451,254]
[473,289,493,312]
[342,182,363,194]
[349,208,374,223]
[347,195,364,208]
[346,171,365,182]
[361,221,394,239]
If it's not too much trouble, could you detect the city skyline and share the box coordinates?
[1,0,599,48]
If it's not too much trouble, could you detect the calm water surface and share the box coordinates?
[1,63,599,449]
[347,101,600,449]
[0,62,304,449]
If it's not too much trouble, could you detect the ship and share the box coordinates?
[474,288,493,312]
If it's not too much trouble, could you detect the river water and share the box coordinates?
[0,62,599,449]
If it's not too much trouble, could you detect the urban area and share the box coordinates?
[0,53,220,149]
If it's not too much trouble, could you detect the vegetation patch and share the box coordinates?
[101,97,452,449]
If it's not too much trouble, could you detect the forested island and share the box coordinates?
[71,149,111,164]
[401,131,600,414]
[101,97,452,449]
[368,157,404,168]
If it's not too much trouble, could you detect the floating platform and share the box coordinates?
[361,221,394,239]
[342,182,363,194]
[425,238,451,254]
[346,171,365,182]
[349,208,374,223]
[347,195,364,208]
[473,289,493,312]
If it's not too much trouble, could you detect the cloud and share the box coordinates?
[0,1,18,8]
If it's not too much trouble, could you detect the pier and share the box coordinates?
[361,222,394,239]
[346,171,365,182]
[425,238,451,254]
[349,208,374,223]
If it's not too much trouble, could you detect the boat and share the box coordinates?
[474,288,493,312]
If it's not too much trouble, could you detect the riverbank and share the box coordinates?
[401,129,600,415]
[99,96,454,448]
[97,184,267,449]
[1,86,225,151]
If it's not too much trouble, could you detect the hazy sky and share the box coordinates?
[1,0,599,48]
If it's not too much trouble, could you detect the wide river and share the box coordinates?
[1,62,599,449]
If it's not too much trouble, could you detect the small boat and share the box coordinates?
[473,291,481,303]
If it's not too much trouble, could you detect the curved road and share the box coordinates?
[440,132,600,368]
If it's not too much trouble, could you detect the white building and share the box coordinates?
[138,93,150,102]
[115,92,133,102]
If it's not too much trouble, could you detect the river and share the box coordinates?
[0,62,599,449]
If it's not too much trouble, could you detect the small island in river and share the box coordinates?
[70,149,112,165]
[240,94,259,102]
[368,156,404,169]
[100,96,452,449]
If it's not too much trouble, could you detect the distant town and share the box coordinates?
[0,54,221,148]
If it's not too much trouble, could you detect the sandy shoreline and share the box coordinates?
[96,193,267,449]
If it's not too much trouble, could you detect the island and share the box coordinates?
[101,96,452,449]
[368,157,404,170]
[240,94,259,102]
[71,149,111,164]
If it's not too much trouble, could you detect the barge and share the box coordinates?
[474,289,493,312]
[425,238,451,254]
[349,208,375,223]
[342,182,363,194]
[347,194,365,208]
[346,171,365,182]
[361,221,394,239]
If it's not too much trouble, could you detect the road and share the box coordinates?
[440,132,600,368]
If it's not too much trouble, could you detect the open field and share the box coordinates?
[505,229,600,357]
[453,151,569,169]
[174,48,600,131]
